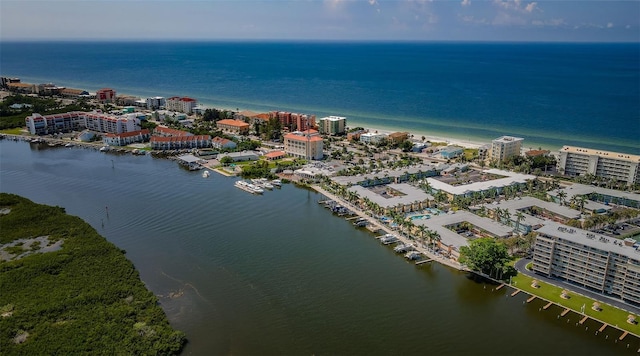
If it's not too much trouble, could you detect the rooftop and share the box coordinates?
[537,221,640,260]
[427,169,535,196]
[560,146,640,163]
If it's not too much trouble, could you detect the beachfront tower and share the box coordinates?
[490,136,523,162]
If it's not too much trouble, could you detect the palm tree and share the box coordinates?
[494,207,503,222]
[577,195,587,213]
[515,211,525,233]
[428,230,441,251]
[557,190,567,206]
[502,209,512,226]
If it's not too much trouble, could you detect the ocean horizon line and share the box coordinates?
[2,39,640,45]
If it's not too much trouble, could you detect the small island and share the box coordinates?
[0,193,185,354]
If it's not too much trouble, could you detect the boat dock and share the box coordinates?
[510,290,520,297]
[560,308,571,317]
[526,295,536,303]
[415,259,433,265]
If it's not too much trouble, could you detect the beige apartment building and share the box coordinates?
[533,222,640,306]
[490,136,523,162]
[557,146,640,185]
[284,130,324,160]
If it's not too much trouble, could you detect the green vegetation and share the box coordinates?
[511,272,640,335]
[0,194,185,354]
[240,160,276,179]
[0,127,23,135]
[459,238,515,280]
[0,94,94,130]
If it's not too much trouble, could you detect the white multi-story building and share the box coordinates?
[284,130,324,160]
[165,96,197,114]
[557,146,640,185]
[26,112,141,135]
[490,136,523,162]
[318,116,346,135]
[359,132,387,145]
[146,96,166,110]
[533,221,640,306]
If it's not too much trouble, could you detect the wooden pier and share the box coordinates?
[561,308,571,317]
[495,284,505,291]
[526,295,536,303]
[510,290,520,297]
[579,315,589,325]
[543,302,553,310]
[415,259,433,265]
[599,323,608,332]
[619,331,629,340]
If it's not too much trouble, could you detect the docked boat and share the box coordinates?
[202,170,210,178]
[99,146,110,152]
[65,143,74,147]
[235,180,264,194]
[271,179,282,187]
[394,244,413,253]
[405,251,422,260]
[380,234,399,245]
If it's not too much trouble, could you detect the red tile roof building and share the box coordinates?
[150,135,211,150]
[154,126,193,137]
[211,136,237,149]
[216,119,250,135]
[264,150,286,160]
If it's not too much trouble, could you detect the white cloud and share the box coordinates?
[524,2,537,13]
[607,22,613,28]
[368,0,378,5]
[493,0,539,14]
[461,0,471,7]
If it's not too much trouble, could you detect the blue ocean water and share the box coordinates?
[1,41,638,153]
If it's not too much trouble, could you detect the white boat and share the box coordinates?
[65,143,74,147]
[405,251,422,260]
[202,170,210,178]
[271,179,282,187]
[99,146,110,152]
[235,180,263,194]
[394,244,412,253]
[380,234,399,245]
[262,182,274,190]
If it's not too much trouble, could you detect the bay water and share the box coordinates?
[1,140,638,354]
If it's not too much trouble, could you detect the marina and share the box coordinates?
[234,180,264,194]
[1,140,638,354]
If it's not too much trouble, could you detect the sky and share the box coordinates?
[1,0,639,42]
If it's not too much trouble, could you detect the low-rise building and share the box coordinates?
[216,119,250,135]
[439,146,464,159]
[359,132,386,145]
[211,136,237,150]
[388,132,409,144]
[103,129,150,146]
[150,135,211,150]
[153,126,192,137]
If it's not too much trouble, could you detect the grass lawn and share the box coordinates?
[511,272,640,335]
[0,127,24,135]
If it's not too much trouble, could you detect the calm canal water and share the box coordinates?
[1,140,638,355]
